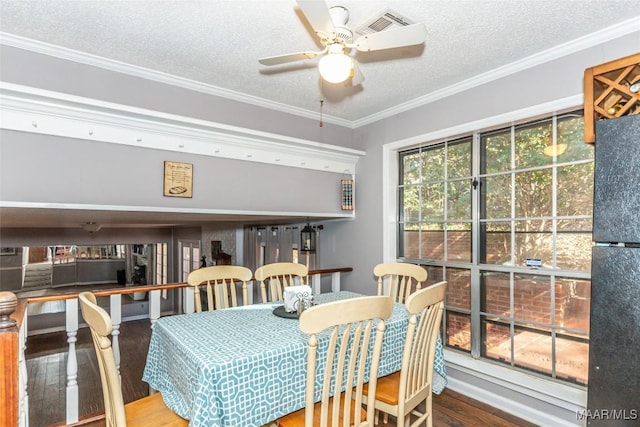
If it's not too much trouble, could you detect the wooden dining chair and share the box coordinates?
[276,295,394,427]
[187,265,253,312]
[254,262,308,303]
[374,262,428,304]
[363,281,447,427]
[78,292,188,427]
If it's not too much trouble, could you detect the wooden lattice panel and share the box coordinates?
[584,53,640,143]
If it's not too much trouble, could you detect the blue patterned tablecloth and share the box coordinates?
[143,291,447,427]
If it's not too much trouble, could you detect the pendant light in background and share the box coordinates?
[300,220,316,252]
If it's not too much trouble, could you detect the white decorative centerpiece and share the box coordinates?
[283,285,312,313]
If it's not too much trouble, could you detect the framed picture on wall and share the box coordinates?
[0,248,16,256]
[163,161,193,198]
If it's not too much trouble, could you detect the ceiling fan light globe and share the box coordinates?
[318,54,353,83]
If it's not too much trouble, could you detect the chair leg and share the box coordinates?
[383,412,389,424]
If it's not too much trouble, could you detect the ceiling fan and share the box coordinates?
[258,0,427,85]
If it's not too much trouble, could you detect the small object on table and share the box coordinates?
[272,305,299,319]
[283,285,312,313]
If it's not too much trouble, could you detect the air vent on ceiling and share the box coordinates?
[355,8,416,35]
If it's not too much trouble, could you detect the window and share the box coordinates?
[180,240,201,282]
[156,243,168,285]
[398,110,593,385]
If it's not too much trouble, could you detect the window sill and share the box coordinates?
[444,349,587,427]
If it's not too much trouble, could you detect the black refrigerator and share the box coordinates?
[587,113,640,425]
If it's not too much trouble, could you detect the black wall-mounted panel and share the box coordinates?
[593,114,640,244]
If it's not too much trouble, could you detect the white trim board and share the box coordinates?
[0,201,355,221]
[0,82,364,175]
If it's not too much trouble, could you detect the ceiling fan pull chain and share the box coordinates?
[319,99,324,127]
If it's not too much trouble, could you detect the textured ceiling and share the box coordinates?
[1,0,639,230]
[1,0,639,124]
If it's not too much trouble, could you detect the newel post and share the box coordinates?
[0,291,22,427]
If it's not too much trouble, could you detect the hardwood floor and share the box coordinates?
[26,319,537,427]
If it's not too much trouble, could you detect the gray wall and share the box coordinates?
[0,130,350,216]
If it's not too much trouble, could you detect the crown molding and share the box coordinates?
[0,82,364,174]
[0,32,353,129]
[353,17,640,127]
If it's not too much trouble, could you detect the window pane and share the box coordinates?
[401,150,422,184]
[447,179,471,220]
[447,312,471,352]
[482,175,511,219]
[481,271,510,317]
[557,115,592,163]
[483,319,511,363]
[448,140,472,179]
[513,323,551,375]
[483,132,511,174]
[421,223,444,260]
[482,221,511,265]
[447,223,471,262]
[400,186,420,222]
[555,277,591,333]
[446,268,471,311]
[514,274,550,324]
[557,163,594,216]
[515,169,552,218]
[424,265,444,285]
[515,120,552,169]
[514,220,552,267]
[422,183,444,220]
[556,333,589,385]
[399,226,419,259]
[557,219,592,271]
[421,146,445,182]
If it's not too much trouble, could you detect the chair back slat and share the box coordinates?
[299,295,393,427]
[255,262,308,303]
[374,262,428,303]
[400,281,447,416]
[187,266,252,312]
[79,292,127,427]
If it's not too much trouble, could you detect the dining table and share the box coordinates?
[142,291,447,427]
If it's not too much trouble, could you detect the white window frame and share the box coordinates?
[382,95,587,426]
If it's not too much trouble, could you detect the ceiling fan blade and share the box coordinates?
[351,61,365,86]
[355,23,427,52]
[259,51,323,66]
[296,0,336,40]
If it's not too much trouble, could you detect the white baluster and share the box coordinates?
[331,272,341,292]
[312,274,321,295]
[247,281,254,305]
[65,298,79,425]
[184,287,195,314]
[18,309,28,427]
[149,290,161,328]
[110,294,122,378]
